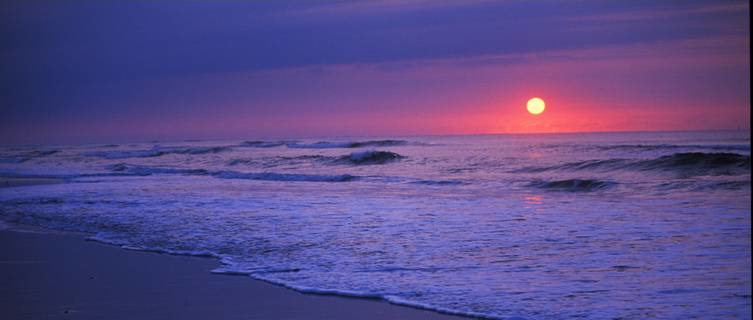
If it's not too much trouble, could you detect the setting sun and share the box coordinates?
[527,97,546,115]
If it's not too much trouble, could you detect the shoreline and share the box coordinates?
[0,227,472,320]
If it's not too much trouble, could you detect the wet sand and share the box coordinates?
[0,229,469,320]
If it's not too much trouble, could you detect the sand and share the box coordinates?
[0,229,470,320]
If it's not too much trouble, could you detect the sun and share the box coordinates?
[526,97,546,115]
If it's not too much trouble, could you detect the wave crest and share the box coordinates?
[341,151,403,165]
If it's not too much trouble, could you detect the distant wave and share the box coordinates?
[105,163,357,182]
[239,139,415,149]
[593,144,750,152]
[83,140,416,159]
[529,179,615,192]
[86,149,164,159]
[339,150,403,165]
[229,151,405,167]
[0,150,58,163]
[598,144,750,151]
[239,140,292,148]
[228,155,331,167]
[287,139,409,149]
[516,152,751,176]
[541,143,750,153]
[85,146,231,159]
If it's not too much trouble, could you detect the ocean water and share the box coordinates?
[0,131,750,319]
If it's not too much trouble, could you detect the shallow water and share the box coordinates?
[1,131,750,319]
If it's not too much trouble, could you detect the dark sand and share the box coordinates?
[0,229,470,319]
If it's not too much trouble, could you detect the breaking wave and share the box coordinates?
[339,150,403,165]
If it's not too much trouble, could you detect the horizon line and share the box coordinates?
[2,128,750,148]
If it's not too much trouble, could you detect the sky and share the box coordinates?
[0,0,750,145]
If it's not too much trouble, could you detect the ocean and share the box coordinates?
[0,131,750,319]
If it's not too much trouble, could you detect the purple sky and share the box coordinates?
[0,0,749,145]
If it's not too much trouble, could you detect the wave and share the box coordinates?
[107,163,210,176]
[593,144,750,152]
[705,180,751,190]
[86,149,165,159]
[3,164,358,184]
[529,179,615,192]
[85,146,231,159]
[637,152,750,173]
[104,163,357,182]
[540,143,750,153]
[228,155,333,167]
[0,150,58,163]
[239,140,292,148]
[516,152,751,176]
[657,179,751,192]
[229,151,405,167]
[340,150,403,165]
[212,171,357,182]
[287,140,408,149]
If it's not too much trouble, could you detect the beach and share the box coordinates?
[0,228,467,320]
